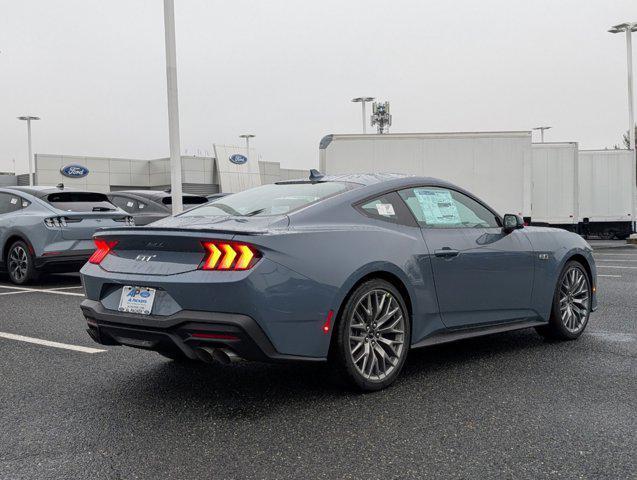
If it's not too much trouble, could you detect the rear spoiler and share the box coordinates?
[92,226,267,237]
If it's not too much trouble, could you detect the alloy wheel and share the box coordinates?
[558,266,590,333]
[348,289,406,381]
[8,245,29,283]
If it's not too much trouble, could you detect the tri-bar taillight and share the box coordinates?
[200,241,261,271]
[89,239,119,264]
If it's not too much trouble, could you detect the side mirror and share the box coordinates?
[503,213,524,232]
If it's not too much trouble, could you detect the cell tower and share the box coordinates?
[371,101,392,134]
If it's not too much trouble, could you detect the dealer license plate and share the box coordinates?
[118,286,156,315]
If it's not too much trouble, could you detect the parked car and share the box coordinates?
[0,185,133,284]
[80,173,596,391]
[106,191,209,226]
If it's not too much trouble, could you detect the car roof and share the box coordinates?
[282,172,460,190]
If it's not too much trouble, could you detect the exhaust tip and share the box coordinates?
[194,347,241,365]
[211,348,240,365]
[194,347,216,364]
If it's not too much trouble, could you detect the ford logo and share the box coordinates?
[60,164,89,178]
[229,154,248,165]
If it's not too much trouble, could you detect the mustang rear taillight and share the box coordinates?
[200,241,260,271]
[89,239,119,264]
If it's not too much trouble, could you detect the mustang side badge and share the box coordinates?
[538,253,549,260]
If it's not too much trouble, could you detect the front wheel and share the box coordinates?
[7,240,38,285]
[536,261,591,340]
[330,279,411,391]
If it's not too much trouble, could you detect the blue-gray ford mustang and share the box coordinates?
[80,173,596,391]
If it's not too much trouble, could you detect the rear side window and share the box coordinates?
[399,187,500,228]
[0,193,24,214]
[46,192,116,212]
[356,192,416,226]
[110,196,136,213]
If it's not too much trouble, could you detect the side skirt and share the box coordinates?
[411,319,546,350]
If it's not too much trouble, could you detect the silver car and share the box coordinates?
[0,185,133,284]
[106,190,209,226]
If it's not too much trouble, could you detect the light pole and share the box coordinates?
[239,134,255,158]
[532,126,551,143]
[17,116,40,186]
[351,97,374,134]
[163,0,183,214]
[608,22,637,153]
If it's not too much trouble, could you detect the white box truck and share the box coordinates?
[530,142,579,230]
[578,149,636,239]
[319,131,532,218]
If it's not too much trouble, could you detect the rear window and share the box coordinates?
[180,182,354,217]
[162,196,209,205]
[46,192,116,212]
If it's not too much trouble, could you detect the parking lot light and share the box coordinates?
[351,97,375,134]
[608,22,637,153]
[17,116,40,186]
[239,134,255,158]
[532,126,551,143]
[163,0,184,215]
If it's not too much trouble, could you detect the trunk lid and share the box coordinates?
[94,215,287,275]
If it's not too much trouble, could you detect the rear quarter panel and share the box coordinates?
[0,202,60,258]
[235,217,442,356]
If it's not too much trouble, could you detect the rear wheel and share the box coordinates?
[7,240,38,285]
[331,279,411,391]
[536,261,591,340]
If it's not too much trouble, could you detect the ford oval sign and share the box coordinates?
[229,154,248,165]
[60,164,89,178]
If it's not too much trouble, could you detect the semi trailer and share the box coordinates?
[530,142,579,231]
[577,149,636,240]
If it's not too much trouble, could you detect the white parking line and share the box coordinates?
[0,332,106,354]
[0,285,84,297]
[0,290,32,296]
[598,274,622,278]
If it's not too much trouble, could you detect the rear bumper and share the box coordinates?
[35,250,93,272]
[80,299,325,363]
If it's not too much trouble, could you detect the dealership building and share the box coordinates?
[2,144,308,194]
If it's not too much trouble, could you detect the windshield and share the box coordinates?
[180,182,354,217]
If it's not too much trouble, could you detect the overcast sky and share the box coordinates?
[0,0,635,173]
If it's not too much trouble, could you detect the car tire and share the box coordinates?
[536,260,591,341]
[330,279,411,391]
[6,240,38,285]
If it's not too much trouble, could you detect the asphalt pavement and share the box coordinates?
[0,243,635,479]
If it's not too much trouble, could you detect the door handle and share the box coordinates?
[434,247,459,258]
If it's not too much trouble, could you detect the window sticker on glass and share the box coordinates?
[10,198,18,205]
[413,189,460,225]
[126,201,134,208]
[376,203,395,217]
[138,203,145,209]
